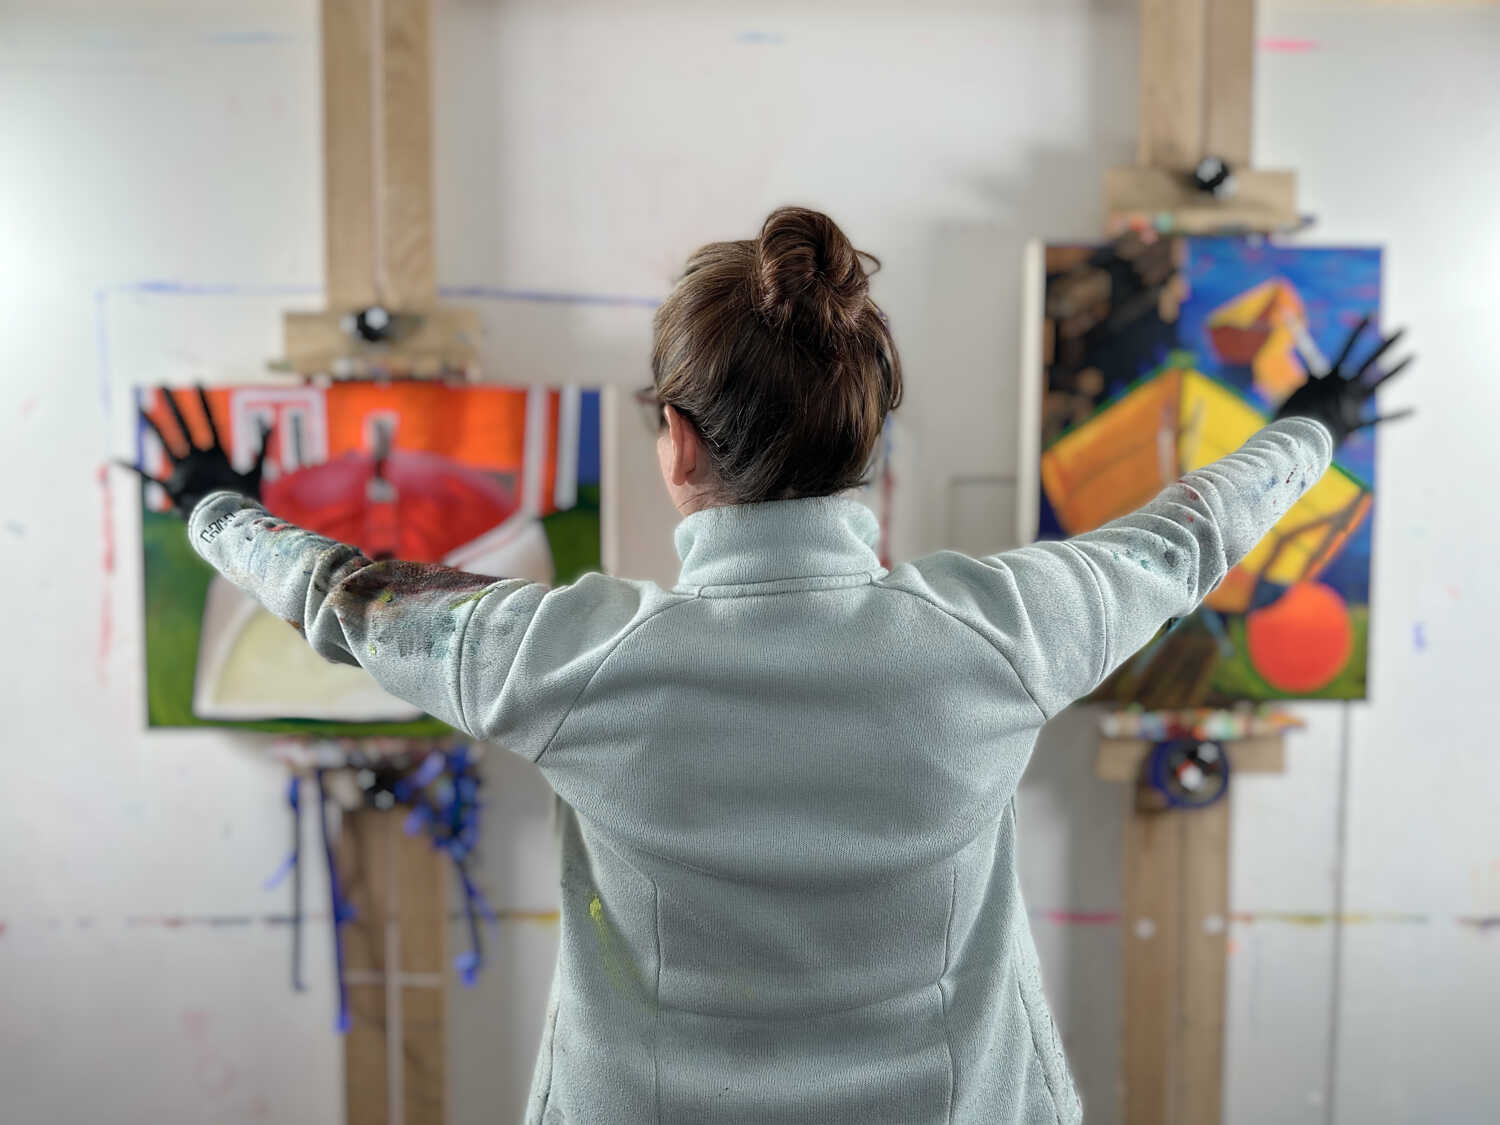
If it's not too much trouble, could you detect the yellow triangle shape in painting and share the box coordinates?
[1041,367,1371,604]
[1178,372,1370,591]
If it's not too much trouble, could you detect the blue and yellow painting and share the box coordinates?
[1037,236,1381,705]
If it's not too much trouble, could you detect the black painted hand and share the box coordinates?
[118,386,273,517]
[1274,316,1415,446]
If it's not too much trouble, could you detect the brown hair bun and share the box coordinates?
[752,206,875,343]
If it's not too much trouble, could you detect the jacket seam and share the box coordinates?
[536,986,560,1123]
[1063,541,1111,688]
[939,861,958,1125]
[672,568,885,597]
[653,879,663,1125]
[876,585,1047,724]
[676,568,877,588]
[1012,937,1066,1125]
[533,593,703,765]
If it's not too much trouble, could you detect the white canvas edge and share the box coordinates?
[1015,238,1045,548]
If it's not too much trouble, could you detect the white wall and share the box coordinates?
[1,2,1495,1123]
[1250,7,1500,1122]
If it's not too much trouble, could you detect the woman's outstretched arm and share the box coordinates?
[898,418,1334,719]
[188,491,656,757]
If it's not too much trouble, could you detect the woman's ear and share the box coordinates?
[662,404,699,486]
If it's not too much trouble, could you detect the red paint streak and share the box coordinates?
[161,915,187,928]
[98,465,115,682]
[98,467,115,574]
[194,1055,237,1097]
[1036,910,1121,926]
[0,921,7,938]
[1260,37,1321,53]
[21,397,39,418]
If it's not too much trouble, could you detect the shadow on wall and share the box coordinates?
[447,749,563,1125]
[1017,704,1127,1125]
[911,0,1138,549]
[925,11,1138,1118]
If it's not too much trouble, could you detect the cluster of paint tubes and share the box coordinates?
[1098,706,1303,742]
[265,745,494,1033]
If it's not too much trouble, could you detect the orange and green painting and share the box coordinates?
[1037,237,1381,705]
[137,381,603,733]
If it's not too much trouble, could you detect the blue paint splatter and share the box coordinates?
[438,284,661,309]
[736,31,787,45]
[1413,622,1427,652]
[202,31,296,46]
[127,280,319,297]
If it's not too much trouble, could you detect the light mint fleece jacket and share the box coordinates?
[188,417,1334,1124]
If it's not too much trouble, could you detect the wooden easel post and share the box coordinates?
[1106,0,1297,236]
[285,2,480,1121]
[338,808,448,1125]
[1100,3,1303,1122]
[1099,733,1288,1124]
[286,0,478,381]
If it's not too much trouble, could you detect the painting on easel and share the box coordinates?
[1031,236,1381,705]
[136,381,604,734]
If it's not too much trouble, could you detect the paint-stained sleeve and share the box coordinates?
[186,491,656,759]
[901,418,1335,719]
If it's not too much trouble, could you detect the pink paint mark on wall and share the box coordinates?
[98,464,115,683]
[1260,38,1321,53]
[21,396,39,419]
[1034,909,1122,926]
[181,1009,238,1099]
[194,1055,237,1097]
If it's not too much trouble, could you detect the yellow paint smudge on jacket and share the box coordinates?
[588,893,642,993]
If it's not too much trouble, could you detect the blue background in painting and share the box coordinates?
[577,389,601,486]
[1177,240,1381,603]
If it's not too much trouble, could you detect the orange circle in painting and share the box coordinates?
[1246,582,1353,694]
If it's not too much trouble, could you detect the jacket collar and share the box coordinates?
[673,494,883,589]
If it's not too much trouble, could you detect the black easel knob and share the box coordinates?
[1191,156,1237,200]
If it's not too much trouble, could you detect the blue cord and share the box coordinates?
[289,776,304,993]
[315,769,353,1033]
[397,746,494,987]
